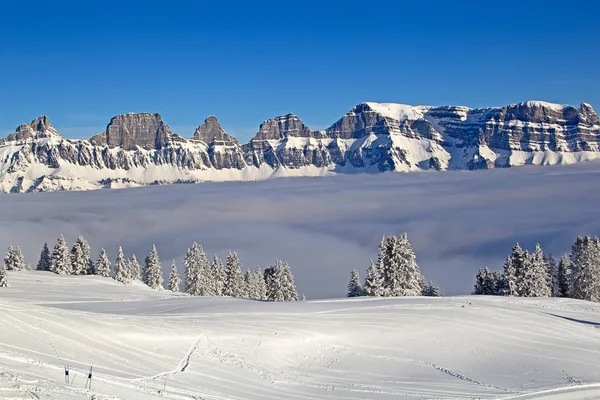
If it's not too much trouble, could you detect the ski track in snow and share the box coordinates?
[1,272,600,399]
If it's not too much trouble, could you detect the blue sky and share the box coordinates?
[1,0,599,141]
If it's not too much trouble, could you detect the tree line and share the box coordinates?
[473,236,600,302]
[0,235,298,302]
[346,233,440,298]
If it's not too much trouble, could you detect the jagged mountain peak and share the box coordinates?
[253,113,314,140]
[90,112,173,150]
[192,115,237,144]
[1,115,61,144]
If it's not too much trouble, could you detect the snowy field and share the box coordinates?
[1,271,600,399]
[2,163,600,298]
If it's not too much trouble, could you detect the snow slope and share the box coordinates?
[1,271,600,399]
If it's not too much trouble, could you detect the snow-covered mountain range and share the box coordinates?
[1,100,599,193]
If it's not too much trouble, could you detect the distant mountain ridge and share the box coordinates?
[1,100,599,193]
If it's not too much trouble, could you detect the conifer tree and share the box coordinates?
[4,246,26,271]
[423,281,441,296]
[144,245,163,290]
[280,260,298,301]
[37,243,51,271]
[264,263,283,301]
[557,253,570,298]
[0,261,7,287]
[129,254,141,281]
[51,235,71,275]
[184,242,211,296]
[243,269,252,298]
[224,251,244,297]
[347,269,364,297]
[383,234,423,296]
[168,260,180,292]
[70,236,91,275]
[520,244,550,297]
[547,254,561,297]
[96,248,111,277]
[113,246,129,283]
[249,266,267,300]
[505,243,525,296]
[363,260,384,296]
[570,236,600,302]
[211,255,226,296]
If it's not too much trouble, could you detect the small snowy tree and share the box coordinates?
[0,261,7,287]
[96,248,111,277]
[473,267,500,295]
[363,260,384,296]
[518,244,550,297]
[264,259,297,301]
[347,269,364,297]
[223,251,244,297]
[168,260,181,292]
[4,246,26,271]
[129,254,141,281]
[547,254,561,297]
[210,255,226,296]
[249,266,267,300]
[423,281,441,296]
[382,234,423,296]
[557,253,570,298]
[570,236,600,302]
[184,243,212,296]
[37,243,51,271]
[144,245,163,290]
[51,235,71,275]
[70,236,91,275]
[242,269,252,298]
[113,246,129,283]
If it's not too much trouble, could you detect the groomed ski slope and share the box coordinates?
[1,272,600,400]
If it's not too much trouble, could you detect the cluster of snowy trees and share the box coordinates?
[0,235,298,302]
[347,234,440,298]
[474,236,600,302]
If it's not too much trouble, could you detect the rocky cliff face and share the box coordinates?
[1,100,598,193]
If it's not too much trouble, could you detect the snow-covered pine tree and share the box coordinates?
[570,236,600,302]
[264,262,283,301]
[423,281,441,296]
[547,253,561,297]
[0,260,7,287]
[37,243,51,271]
[4,246,26,271]
[51,235,71,275]
[168,260,180,292]
[279,260,298,301]
[129,254,141,281]
[144,245,163,290]
[184,242,212,296]
[243,269,252,298]
[506,243,526,296]
[211,255,226,296]
[70,236,91,275]
[96,248,111,277]
[113,246,129,283]
[224,251,244,297]
[557,253,570,298]
[347,269,364,297]
[250,266,267,300]
[363,260,384,297]
[385,233,423,296]
[473,267,496,295]
[515,244,550,297]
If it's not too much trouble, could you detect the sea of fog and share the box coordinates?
[2,162,600,298]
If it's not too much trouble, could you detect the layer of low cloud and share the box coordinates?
[1,163,599,299]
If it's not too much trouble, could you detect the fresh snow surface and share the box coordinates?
[363,102,426,121]
[1,271,600,400]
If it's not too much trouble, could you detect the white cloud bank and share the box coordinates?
[1,163,600,298]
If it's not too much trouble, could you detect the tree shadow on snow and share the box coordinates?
[547,313,600,328]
